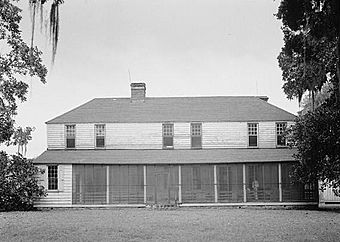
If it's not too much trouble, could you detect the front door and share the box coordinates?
[154,173,171,204]
[146,165,178,205]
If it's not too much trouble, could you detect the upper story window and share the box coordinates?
[162,123,174,149]
[48,165,58,190]
[191,123,202,149]
[276,122,287,147]
[95,124,105,148]
[66,125,76,148]
[248,123,258,147]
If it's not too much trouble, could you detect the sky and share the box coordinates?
[2,0,300,158]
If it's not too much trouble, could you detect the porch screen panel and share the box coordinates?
[128,165,144,203]
[246,163,279,202]
[72,165,106,204]
[109,165,144,204]
[181,165,214,203]
[281,163,317,202]
[146,165,179,204]
[217,164,243,202]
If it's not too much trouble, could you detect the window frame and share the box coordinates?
[191,122,202,149]
[162,123,174,149]
[248,123,258,148]
[95,124,106,148]
[276,122,287,147]
[47,165,58,191]
[65,124,76,149]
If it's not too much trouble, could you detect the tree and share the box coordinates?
[276,0,340,193]
[0,151,46,211]
[288,97,340,192]
[277,0,339,105]
[0,1,47,210]
[1,0,47,144]
[11,126,35,156]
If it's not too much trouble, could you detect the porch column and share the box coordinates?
[143,165,147,204]
[106,166,110,204]
[214,165,218,203]
[243,164,246,203]
[178,165,182,203]
[278,163,282,202]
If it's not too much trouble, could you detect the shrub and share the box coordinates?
[0,151,46,211]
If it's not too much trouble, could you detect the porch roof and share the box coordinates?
[34,148,296,164]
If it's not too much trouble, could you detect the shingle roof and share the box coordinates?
[46,96,296,124]
[34,148,296,164]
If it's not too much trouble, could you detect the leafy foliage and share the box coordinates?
[289,97,340,191]
[276,0,339,103]
[0,151,46,211]
[277,0,340,194]
[11,126,35,156]
[0,0,47,144]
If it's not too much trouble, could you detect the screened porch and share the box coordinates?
[71,163,317,205]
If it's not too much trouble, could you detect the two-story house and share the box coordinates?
[34,83,317,207]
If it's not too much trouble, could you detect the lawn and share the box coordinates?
[0,207,339,241]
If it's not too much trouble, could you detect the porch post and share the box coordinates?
[143,165,147,204]
[243,164,246,203]
[214,165,218,203]
[278,163,282,202]
[178,165,182,203]
[106,166,110,204]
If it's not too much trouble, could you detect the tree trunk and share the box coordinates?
[337,39,340,104]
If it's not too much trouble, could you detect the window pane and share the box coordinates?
[95,124,105,136]
[248,123,257,135]
[163,137,173,148]
[249,136,257,147]
[67,138,75,148]
[48,165,58,190]
[191,123,202,136]
[191,136,202,148]
[96,137,105,147]
[66,125,75,137]
[276,123,286,146]
[163,124,173,136]
[66,125,75,148]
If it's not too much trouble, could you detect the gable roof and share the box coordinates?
[46,96,296,124]
[34,148,296,165]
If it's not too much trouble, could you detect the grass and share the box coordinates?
[1,207,340,241]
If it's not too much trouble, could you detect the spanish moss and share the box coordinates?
[29,0,63,63]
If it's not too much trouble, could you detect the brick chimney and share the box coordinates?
[130,83,146,102]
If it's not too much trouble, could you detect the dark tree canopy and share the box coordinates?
[289,97,340,191]
[277,0,340,103]
[0,151,46,211]
[0,0,47,144]
[277,0,340,193]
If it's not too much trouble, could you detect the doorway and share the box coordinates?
[146,165,179,205]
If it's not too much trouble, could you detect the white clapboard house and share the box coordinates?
[34,83,318,207]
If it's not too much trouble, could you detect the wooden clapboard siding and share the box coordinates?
[76,123,95,149]
[203,122,247,148]
[174,123,191,149]
[259,122,276,148]
[319,184,340,203]
[34,165,72,207]
[106,123,162,149]
[47,124,64,149]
